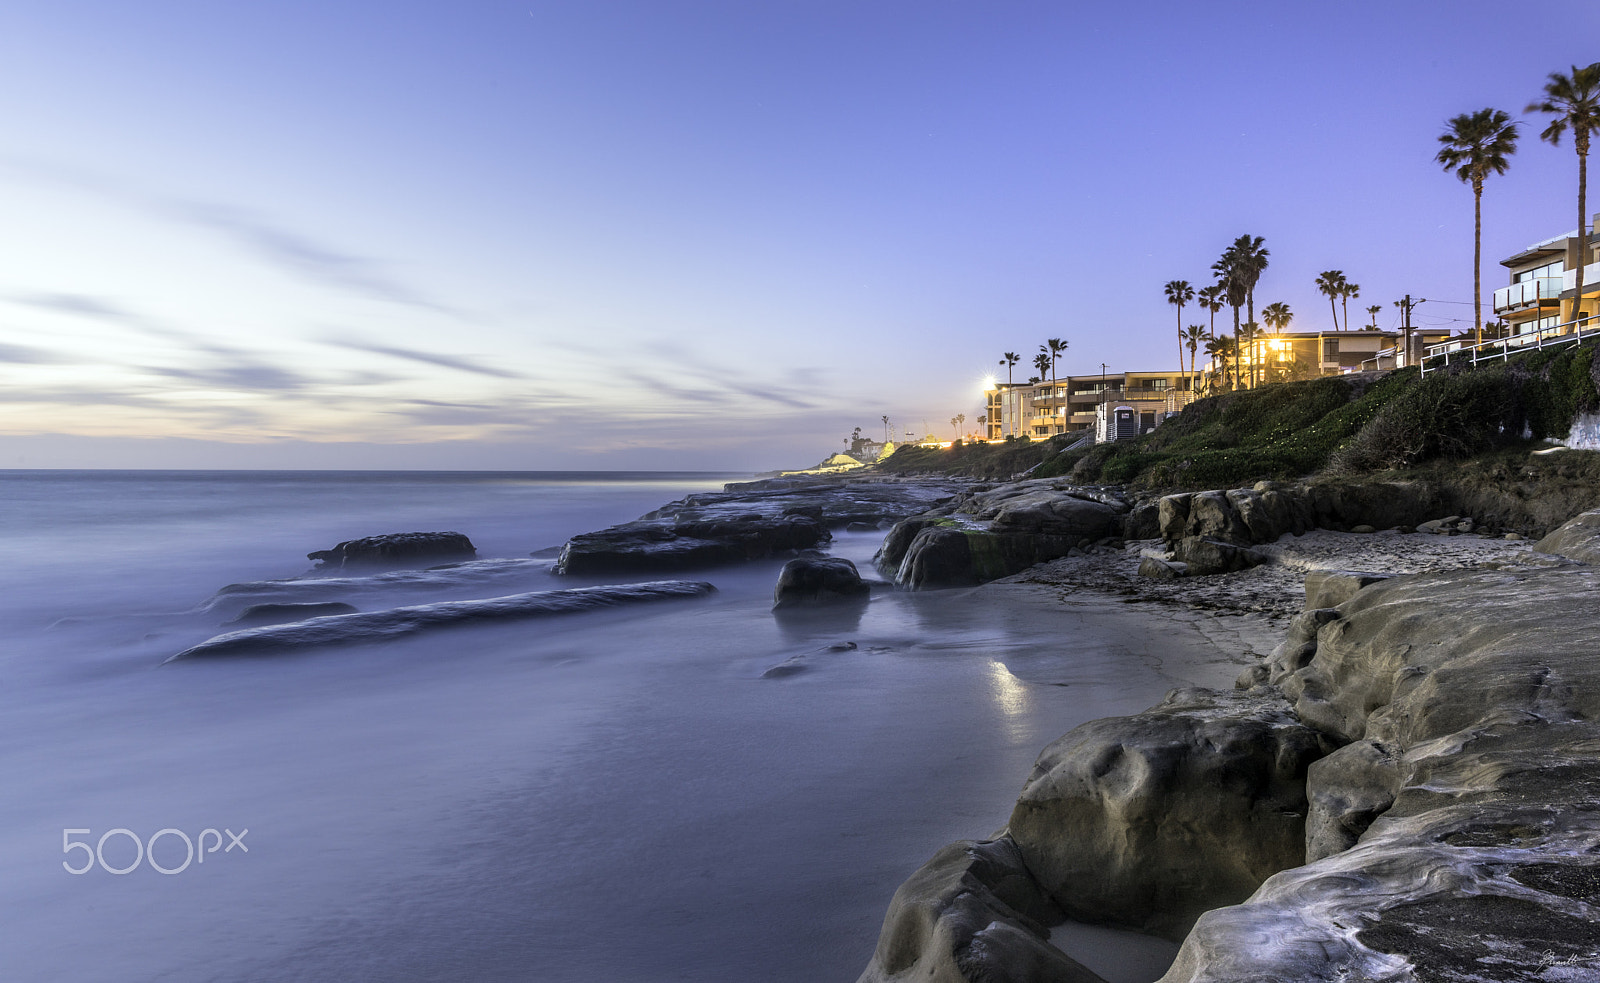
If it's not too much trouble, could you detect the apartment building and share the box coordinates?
[986,369,1193,440]
[1494,214,1600,335]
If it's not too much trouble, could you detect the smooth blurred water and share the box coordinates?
[0,471,1224,982]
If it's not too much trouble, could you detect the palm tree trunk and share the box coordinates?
[1231,304,1241,391]
[1577,135,1590,326]
[1473,178,1483,344]
[1176,305,1184,390]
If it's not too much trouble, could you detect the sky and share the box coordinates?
[1,0,1598,471]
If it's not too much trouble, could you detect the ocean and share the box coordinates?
[0,470,1228,982]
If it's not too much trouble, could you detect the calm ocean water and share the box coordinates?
[0,470,1210,982]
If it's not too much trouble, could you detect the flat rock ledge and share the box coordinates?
[861,507,1600,982]
[556,476,960,575]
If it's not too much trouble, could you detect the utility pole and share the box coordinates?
[1393,295,1425,367]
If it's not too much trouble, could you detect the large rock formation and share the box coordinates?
[556,477,959,575]
[1168,563,1600,980]
[307,531,476,572]
[1533,504,1600,563]
[876,481,1128,589]
[1157,481,1446,549]
[1007,688,1332,941]
[857,838,1106,983]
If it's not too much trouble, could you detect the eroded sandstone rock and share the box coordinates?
[1006,687,1333,941]
[856,837,1106,983]
[772,556,870,607]
[307,531,476,572]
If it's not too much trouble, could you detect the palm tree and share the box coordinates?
[957,413,966,438]
[1261,302,1292,382]
[1340,282,1360,339]
[1042,338,1068,433]
[998,352,1020,436]
[1163,280,1195,388]
[1032,352,1051,429]
[1230,235,1270,348]
[1238,321,1262,388]
[1183,323,1207,388]
[1437,108,1520,344]
[1203,335,1235,393]
[881,414,891,443]
[1528,64,1600,326]
[1316,270,1347,331]
[1366,304,1382,330]
[1203,284,1222,373]
[1212,247,1248,390]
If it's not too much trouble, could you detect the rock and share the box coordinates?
[1137,556,1186,580]
[307,531,476,571]
[772,557,870,608]
[1302,569,1391,610]
[169,581,716,661]
[1534,506,1600,563]
[1006,687,1333,941]
[845,521,879,533]
[1172,536,1264,576]
[224,602,359,627]
[1350,524,1376,534]
[856,837,1107,983]
[1504,531,1524,540]
[556,513,828,575]
[1161,565,1600,981]
[1157,492,1192,542]
[1304,739,1401,862]
[1122,502,1161,540]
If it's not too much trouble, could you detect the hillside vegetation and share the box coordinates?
[882,339,1600,496]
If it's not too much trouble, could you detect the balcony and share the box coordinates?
[1564,262,1600,295]
[1494,277,1563,313]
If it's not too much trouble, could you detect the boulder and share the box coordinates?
[772,557,870,608]
[307,531,476,572]
[1533,506,1600,563]
[1137,556,1186,580]
[856,837,1106,983]
[1172,536,1264,576]
[1006,687,1333,941]
[1122,502,1161,540]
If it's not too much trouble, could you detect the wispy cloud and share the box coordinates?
[0,341,69,364]
[0,156,471,318]
[324,338,526,379]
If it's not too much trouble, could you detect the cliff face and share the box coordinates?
[861,506,1600,983]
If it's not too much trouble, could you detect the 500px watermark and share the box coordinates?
[62,827,248,875]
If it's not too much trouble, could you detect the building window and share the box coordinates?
[1323,338,1339,358]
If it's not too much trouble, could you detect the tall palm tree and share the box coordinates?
[1528,64,1600,326]
[1032,351,1051,430]
[1340,282,1360,340]
[1212,247,1248,390]
[1261,302,1292,382]
[1183,323,1207,388]
[1163,280,1195,388]
[957,413,966,438]
[1230,235,1270,349]
[1316,270,1347,331]
[1437,108,1520,344]
[998,352,1020,436]
[1366,304,1382,330]
[881,414,891,443]
[1043,338,1068,433]
[1238,321,1262,388]
[1203,283,1222,363]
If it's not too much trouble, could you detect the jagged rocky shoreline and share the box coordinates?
[858,478,1600,983]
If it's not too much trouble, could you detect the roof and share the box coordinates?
[1501,229,1579,267]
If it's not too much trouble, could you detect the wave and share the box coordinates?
[169,580,716,661]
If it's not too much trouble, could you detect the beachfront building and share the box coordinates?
[986,369,1193,441]
[1493,215,1600,336]
[1196,326,1455,387]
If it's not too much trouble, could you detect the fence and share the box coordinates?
[1419,315,1599,376]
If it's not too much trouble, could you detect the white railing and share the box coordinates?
[1420,314,1600,376]
[1564,262,1600,294]
[1492,276,1564,312]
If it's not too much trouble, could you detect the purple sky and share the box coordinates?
[1,1,1597,470]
